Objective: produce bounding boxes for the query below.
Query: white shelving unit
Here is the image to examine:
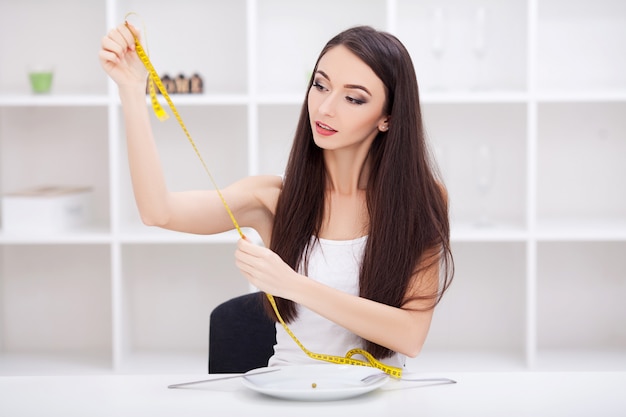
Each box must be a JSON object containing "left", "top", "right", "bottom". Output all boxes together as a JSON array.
[{"left": 1, "top": 0, "right": 624, "bottom": 375}]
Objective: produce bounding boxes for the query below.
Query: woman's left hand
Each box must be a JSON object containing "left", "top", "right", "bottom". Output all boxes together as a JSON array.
[{"left": 234, "top": 238, "right": 302, "bottom": 299}]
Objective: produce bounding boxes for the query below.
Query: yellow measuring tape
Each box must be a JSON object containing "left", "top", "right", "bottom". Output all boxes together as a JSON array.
[{"left": 125, "top": 18, "right": 402, "bottom": 379}]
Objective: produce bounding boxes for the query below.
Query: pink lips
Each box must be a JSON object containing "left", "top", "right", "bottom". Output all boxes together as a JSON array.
[{"left": 315, "top": 121, "right": 337, "bottom": 136}]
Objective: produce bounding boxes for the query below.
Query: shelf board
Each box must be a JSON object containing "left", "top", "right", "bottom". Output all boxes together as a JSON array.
[
  {"left": 0, "top": 225, "right": 112, "bottom": 244},
  {"left": 2, "top": 220, "right": 623, "bottom": 244},
  {"left": 256, "top": 93, "right": 305, "bottom": 105},
  {"left": 535, "top": 218, "right": 626, "bottom": 241},
  {"left": 0, "top": 94, "right": 109, "bottom": 106},
  {"left": 115, "top": 350, "right": 207, "bottom": 375},
  {"left": 4, "top": 91, "right": 622, "bottom": 108},
  {"left": 534, "top": 90, "right": 626, "bottom": 103},
  {"left": 451, "top": 219, "right": 626, "bottom": 242},
  {"left": 451, "top": 222, "right": 528, "bottom": 242},
  {"left": 117, "top": 225, "right": 245, "bottom": 244},
  {"left": 4, "top": 349, "right": 622, "bottom": 375},
  {"left": 0, "top": 352, "right": 112, "bottom": 376},
  {"left": 406, "top": 350, "right": 527, "bottom": 372},
  {"left": 421, "top": 91, "right": 529, "bottom": 104},
  {"left": 534, "top": 349, "right": 626, "bottom": 372},
  {"left": 144, "top": 93, "right": 249, "bottom": 106}
]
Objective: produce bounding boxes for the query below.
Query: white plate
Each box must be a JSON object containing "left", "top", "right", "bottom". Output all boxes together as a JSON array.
[{"left": 241, "top": 364, "right": 389, "bottom": 401}]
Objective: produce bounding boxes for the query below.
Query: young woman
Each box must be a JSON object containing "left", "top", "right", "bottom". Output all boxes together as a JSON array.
[{"left": 99, "top": 24, "right": 453, "bottom": 369}]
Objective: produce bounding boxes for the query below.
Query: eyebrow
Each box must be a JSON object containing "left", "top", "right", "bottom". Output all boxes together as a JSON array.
[{"left": 316, "top": 70, "right": 372, "bottom": 96}]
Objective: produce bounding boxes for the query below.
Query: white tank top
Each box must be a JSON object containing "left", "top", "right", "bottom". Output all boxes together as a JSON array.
[{"left": 267, "top": 235, "right": 406, "bottom": 369}]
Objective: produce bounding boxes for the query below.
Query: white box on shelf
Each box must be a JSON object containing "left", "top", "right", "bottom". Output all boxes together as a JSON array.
[{"left": 1, "top": 186, "right": 93, "bottom": 233}]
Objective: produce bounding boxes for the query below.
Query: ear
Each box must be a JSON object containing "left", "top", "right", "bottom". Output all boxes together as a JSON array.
[{"left": 378, "top": 116, "right": 390, "bottom": 132}]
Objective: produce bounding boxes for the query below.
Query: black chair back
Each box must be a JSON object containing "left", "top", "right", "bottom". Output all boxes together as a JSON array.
[{"left": 209, "top": 292, "right": 276, "bottom": 373}]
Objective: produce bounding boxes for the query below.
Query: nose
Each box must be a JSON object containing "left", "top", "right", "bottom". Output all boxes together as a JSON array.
[{"left": 318, "top": 92, "right": 338, "bottom": 117}]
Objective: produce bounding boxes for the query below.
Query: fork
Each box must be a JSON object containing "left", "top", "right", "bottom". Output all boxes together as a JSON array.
[
  {"left": 361, "top": 373, "right": 389, "bottom": 385},
  {"left": 361, "top": 372, "right": 456, "bottom": 385},
  {"left": 168, "top": 368, "right": 281, "bottom": 389}
]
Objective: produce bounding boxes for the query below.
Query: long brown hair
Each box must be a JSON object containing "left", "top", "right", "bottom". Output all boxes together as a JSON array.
[{"left": 266, "top": 26, "right": 453, "bottom": 359}]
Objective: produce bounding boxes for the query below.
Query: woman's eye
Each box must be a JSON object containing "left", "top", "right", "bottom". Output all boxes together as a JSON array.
[
  {"left": 312, "top": 81, "right": 326, "bottom": 91},
  {"left": 346, "top": 96, "right": 366, "bottom": 105}
]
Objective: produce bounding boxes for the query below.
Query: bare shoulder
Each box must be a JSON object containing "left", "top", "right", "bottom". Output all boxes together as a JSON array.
[
  {"left": 435, "top": 181, "right": 448, "bottom": 204},
  {"left": 224, "top": 175, "right": 282, "bottom": 242},
  {"left": 249, "top": 174, "right": 283, "bottom": 214},
  {"left": 227, "top": 174, "right": 283, "bottom": 215}
]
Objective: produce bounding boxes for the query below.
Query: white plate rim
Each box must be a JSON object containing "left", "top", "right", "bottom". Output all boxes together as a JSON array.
[{"left": 241, "top": 364, "right": 389, "bottom": 401}]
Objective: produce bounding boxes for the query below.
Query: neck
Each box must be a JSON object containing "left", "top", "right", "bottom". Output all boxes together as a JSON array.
[{"left": 324, "top": 147, "right": 371, "bottom": 196}]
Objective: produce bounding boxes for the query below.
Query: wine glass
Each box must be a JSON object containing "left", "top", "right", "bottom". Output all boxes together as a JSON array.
[
  {"left": 433, "top": 145, "right": 447, "bottom": 182},
  {"left": 474, "top": 143, "right": 495, "bottom": 227},
  {"left": 430, "top": 7, "right": 446, "bottom": 91},
  {"left": 472, "top": 7, "right": 488, "bottom": 90}
]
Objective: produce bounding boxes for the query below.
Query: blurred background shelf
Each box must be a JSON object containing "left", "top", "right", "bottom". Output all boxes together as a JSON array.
[{"left": 0, "top": 0, "right": 624, "bottom": 375}]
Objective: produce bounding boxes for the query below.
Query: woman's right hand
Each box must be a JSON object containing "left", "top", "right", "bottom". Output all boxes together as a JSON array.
[{"left": 99, "top": 23, "right": 147, "bottom": 88}]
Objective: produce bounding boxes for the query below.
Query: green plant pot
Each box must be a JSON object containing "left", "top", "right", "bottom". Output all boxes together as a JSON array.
[{"left": 29, "top": 71, "right": 54, "bottom": 94}]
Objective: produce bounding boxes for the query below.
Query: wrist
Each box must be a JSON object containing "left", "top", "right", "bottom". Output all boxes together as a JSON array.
[
  {"left": 117, "top": 82, "right": 148, "bottom": 105},
  {"left": 286, "top": 271, "right": 313, "bottom": 305},
  {"left": 118, "top": 81, "right": 146, "bottom": 95}
]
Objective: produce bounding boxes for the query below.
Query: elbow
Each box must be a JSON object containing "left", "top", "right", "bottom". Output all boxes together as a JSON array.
[
  {"left": 139, "top": 211, "right": 171, "bottom": 228},
  {"left": 398, "top": 326, "right": 429, "bottom": 358},
  {"left": 136, "top": 198, "right": 173, "bottom": 228},
  {"left": 396, "top": 308, "right": 435, "bottom": 358},
  {"left": 140, "top": 216, "right": 159, "bottom": 227},
  {"left": 403, "top": 341, "right": 424, "bottom": 359}
]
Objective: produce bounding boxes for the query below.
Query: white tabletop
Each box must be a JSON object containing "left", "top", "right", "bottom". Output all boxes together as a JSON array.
[{"left": 1, "top": 371, "right": 625, "bottom": 417}]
